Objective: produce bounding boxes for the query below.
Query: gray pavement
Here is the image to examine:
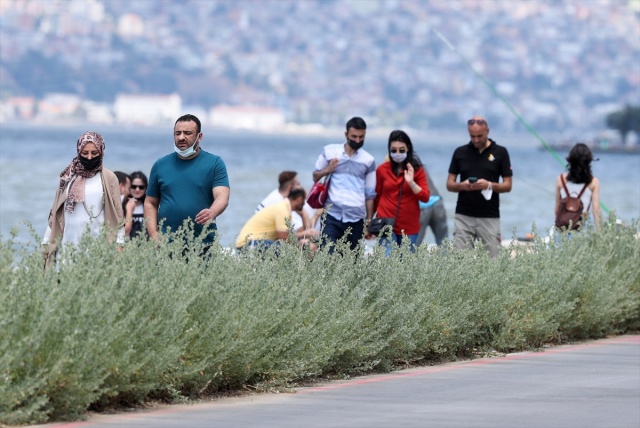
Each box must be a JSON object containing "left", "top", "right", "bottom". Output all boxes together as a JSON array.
[{"left": 39, "top": 335, "right": 640, "bottom": 428}]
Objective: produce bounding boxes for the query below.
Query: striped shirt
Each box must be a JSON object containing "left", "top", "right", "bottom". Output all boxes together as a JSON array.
[{"left": 314, "top": 143, "right": 376, "bottom": 223}]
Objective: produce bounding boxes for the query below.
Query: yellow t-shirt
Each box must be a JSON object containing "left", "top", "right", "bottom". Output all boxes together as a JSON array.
[{"left": 235, "top": 199, "right": 292, "bottom": 248}]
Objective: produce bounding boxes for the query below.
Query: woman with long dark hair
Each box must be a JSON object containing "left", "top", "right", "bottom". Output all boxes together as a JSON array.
[
  {"left": 124, "top": 170, "right": 149, "bottom": 238},
  {"left": 555, "top": 143, "right": 601, "bottom": 230},
  {"left": 373, "top": 130, "right": 430, "bottom": 254}
]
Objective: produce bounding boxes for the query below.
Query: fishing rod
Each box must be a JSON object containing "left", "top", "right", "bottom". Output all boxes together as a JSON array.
[{"left": 433, "top": 28, "right": 613, "bottom": 216}]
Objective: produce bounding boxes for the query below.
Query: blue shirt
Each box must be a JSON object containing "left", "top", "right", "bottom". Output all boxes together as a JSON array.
[
  {"left": 147, "top": 151, "right": 230, "bottom": 243},
  {"left": 314, "top": 143, "right": 376, "bottom": 223}
]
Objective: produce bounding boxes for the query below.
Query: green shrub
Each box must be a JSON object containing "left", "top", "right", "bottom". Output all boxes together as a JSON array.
[{"left": 1, "top": 219, "right": 638, "bottom": 424}]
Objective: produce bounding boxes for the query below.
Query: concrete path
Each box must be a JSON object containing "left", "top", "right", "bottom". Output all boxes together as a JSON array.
[{"left": 38, "top": 335, "right": 640, "bottom": 428}]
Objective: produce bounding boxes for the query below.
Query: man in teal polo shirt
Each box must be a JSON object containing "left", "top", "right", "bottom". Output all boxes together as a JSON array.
[{"left": 145, "top": 114, "right": 230, "bottom": 247}]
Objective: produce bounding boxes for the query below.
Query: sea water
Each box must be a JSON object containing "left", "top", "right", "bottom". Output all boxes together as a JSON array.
[{"left": 1, "top": 123, "right": 639, "bottom": 249}]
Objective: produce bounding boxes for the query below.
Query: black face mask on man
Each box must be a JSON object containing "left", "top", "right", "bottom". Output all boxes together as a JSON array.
[
  {"left": 79, "top": 155, "right": 102, "bottom": 170},
  {"left": 347, "top": 139, "right": 364, "bottom": 151}
]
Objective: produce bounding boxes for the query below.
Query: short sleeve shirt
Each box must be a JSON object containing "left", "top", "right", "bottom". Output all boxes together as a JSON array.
[
  {"left": 448, "top": 140, "right": 512, "bottom": 218},
  {"left": 235, "top": 198, "right": 291, "bottom": 248},
  {"left": 147, "top": 150, "right": 229, "bottom": 243},
  {"left": 256, "top": 188, "right": 304, "bottom": 230}
]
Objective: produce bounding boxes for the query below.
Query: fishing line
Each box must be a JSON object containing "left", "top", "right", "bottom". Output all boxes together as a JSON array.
[
  {"left": 433, "top": 28, "right": 612, "bottom": 216},
  {"left": 517, "top": 176, "right": 556, "bottom": 195}
]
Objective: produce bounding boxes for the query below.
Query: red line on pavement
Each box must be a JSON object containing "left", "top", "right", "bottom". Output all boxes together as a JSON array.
[
  {"left": 40, "top": 335, "right": 640, "bottom": 426},
  {"left": 298, "top": 335, "right": 640, "bottom": 393}
]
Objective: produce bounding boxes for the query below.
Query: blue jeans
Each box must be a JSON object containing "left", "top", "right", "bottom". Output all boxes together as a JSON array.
[
  {"left": 320, "top": 214, "right": 365, "bottom": 254},
  {"left": 379, "top": 232, "right": 419, "bottom": 257}
]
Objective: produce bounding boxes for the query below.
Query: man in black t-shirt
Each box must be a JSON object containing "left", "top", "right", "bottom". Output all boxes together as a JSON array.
[{"left": 446, "top": 116, "right": 513, "bottom": 257}]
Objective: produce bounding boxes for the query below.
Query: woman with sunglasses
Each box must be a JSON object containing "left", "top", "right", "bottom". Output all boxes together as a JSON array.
[
  {"left": 124, "top": 171, "right": 149, "bottom": 239},
  {"left": 372, "top": 130, "right": 430, "bottom": 255},
  {"left": 42, "top": 131, "right": 124, "bottom": 269}
]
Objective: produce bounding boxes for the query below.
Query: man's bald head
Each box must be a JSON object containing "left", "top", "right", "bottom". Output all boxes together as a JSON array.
[{"left": 467, "top": 116, "right": 490, "bottom": 151}]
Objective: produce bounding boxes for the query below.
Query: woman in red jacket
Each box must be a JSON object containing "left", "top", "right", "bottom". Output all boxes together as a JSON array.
[{"left": 373, "top": 130, "right": 430, "bottom": 255}]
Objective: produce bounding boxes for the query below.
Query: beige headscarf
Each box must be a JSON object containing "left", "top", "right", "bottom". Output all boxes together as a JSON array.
[{"left": 58, "top": 131, "right": 105, "bottom": 214}]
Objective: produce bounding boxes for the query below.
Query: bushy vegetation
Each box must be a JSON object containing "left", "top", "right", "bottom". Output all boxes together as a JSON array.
[
  {"left": 1, "top": 219, "right": 639, "bottom": 425},
  {"left": 606, "top": 104, "right": 640, "bottom": 143}
]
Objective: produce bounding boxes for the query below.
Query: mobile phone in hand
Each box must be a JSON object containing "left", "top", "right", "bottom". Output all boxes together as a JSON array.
[{"left": 468, "top": 177, "right": 478, "bottom": 183}]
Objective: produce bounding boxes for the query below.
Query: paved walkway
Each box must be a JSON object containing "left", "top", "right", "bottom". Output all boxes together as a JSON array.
[{"left": 38, "top": 335, "right": 640, "bottom": 428}]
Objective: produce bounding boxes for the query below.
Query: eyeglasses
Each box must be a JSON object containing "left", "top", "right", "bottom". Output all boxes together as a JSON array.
[
  {"left": 390, "top": 149, "right": 407, "bottom": 154},
  {"left": 131, "top": 184, "right": 146, "bottom": 190},
  {"left": 467, "top": 119, "right": 487, "bottom": 126}
]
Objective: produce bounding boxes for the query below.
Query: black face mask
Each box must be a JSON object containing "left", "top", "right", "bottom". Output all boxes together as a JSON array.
[
  {"left": 347, "top": 139, "right": 364, "bottom": 151},
  {"left": 79, "top": 155, "right": 102, "bottom": 171}
]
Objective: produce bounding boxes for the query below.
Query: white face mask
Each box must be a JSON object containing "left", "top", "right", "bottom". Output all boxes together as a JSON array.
[
  {"left": 481, "top": 182, "right": 493, "bottom": 200},
  {"left": 390, "top": 152, "right": 407, "bottom": 163},
  {"left": 174, "top": 137, "right": 199, "bottom": 158}
]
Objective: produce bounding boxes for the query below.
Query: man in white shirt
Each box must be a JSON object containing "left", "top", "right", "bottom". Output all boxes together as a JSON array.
[
  {"left": 256, "top": 171, "right": 300, "bottom": 212},
  {"left": 312, "top": 117, "right": 376, "bottom": 253}
]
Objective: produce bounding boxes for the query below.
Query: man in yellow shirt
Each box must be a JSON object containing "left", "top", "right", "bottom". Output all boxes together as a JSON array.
[{"left": 236, "top": 188, "right": 307, "bottom": 251}]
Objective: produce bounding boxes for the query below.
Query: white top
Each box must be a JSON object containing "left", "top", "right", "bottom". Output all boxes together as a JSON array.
[
  {"left": 43, "top": 174, "right": 125, "bottom": 246},
  {"left": 256, "top": 189, "right": 283, "bottom": 212},
  {"left": 256, "top": 188, "right": 304, "bottom": 231},
  {"left": 562, "top": 180, "right": 593, "bottom": 213},
  {"left": 302, "top": 202, "right": 321, "bottom": 230},
  {"left": 133, "top": 203, "right": 144, "bottom": 216}
]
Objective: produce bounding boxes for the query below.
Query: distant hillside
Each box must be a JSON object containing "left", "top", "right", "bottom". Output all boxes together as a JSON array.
[{"left": 0, "top": 0, "right": 638, "bottom": 132}]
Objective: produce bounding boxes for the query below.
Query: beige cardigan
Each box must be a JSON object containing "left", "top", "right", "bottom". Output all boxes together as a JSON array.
[{"left": 44, "top": 168, "right": 124, "bottom": 267}]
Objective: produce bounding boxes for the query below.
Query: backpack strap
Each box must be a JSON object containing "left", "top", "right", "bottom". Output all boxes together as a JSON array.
[
  {"left": 577, "top": 182, "right": 589, "bottom": 199},
  {"left": 561, "top": 174, "right": 589, "bottom": 199}
]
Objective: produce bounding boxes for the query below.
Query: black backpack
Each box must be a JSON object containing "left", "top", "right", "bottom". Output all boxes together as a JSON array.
[{"left": 555, "top": 174, "right": 589, "bottom": 230}]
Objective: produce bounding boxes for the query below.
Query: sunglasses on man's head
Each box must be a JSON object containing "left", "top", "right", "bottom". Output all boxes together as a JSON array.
[
  {"left": 131, "top": 184, "right": 146, "bottom": 190},
  {"left": 467, "top": 119, "right": 487, "bottom": 126},
  {"left": 390, "top": 149, "right": 407, "bottom": 154}
]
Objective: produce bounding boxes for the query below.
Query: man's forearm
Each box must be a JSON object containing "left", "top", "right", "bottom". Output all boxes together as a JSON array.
[
  {"left": 446, "top": 174, "right": 460, "bottom": 193},
  {"left": 209, "top": 187, "right": 230, "bottom": 220},
  {"left": 299, "top": 209, "right": 311, "bottom": 230},
  {"left": 490, "top": 179, "right": 512, "bottom": 194},
  {"left": 313, "top": 168, "right": 329, "bottom": 183},
  {"left": 144, "top": 201, "right": 159, "bottom": 238},
  {"left": 365, "top": 199, "right": 374, "bottom": 220},
  {"left": 209, "top": 199, "right": 229, "bottom": 220}
]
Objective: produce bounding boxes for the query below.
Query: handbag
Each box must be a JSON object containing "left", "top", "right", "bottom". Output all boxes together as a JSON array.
[
  {"left": 368, "top": 217, "right": 395, "bottom": 234},
  {"left": 368, "top": 180, "right": 404, "bottom": 235},
  {"left": 307, "top": 174, "right": 331, "bottom": 209}
]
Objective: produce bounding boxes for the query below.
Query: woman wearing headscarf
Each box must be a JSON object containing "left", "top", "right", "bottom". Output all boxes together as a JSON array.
[
  {"left": 373, "top": 130, "right": 430, "bottom": 255},
  {"left": 554, "top": 143, "right": 601, "bottom": 231},
  {"left": 42, "top": 131, "right": 124, "bottom": 269}
]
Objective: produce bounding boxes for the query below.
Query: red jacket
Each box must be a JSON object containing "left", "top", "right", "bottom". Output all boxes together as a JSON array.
[{"left": 374, "top": 162, "right": 430, "bottom": 235}]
